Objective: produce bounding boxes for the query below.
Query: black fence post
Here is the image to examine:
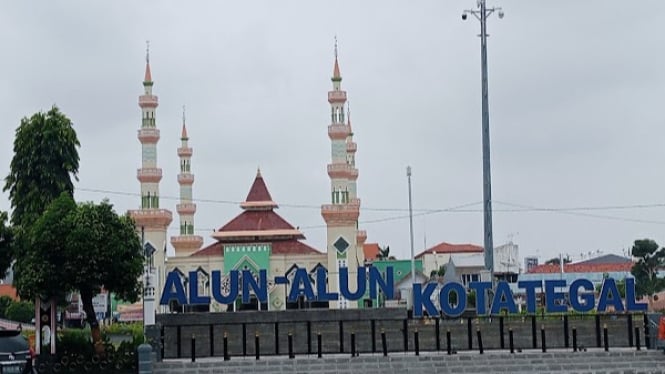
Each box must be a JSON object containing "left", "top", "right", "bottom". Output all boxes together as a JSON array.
[
  {"left": 317, "top": 332, "right": 322, "bottom": 358},
  {"left": 467, "top": 318, "right": 473, "bottom": 350},
  {"left": 288, "top": 332, "right": 294, "bottom": 359},
  {"left": 435, "top": 318, "right": 441, "bottom": 351},
  {"left": 531, "top": 315, "right": 537, "bottom": 349},
  {"left": 403, "top": 319, "right": 409, "bottom": 352},
  {"left": 223, "top": 332, "right": 229, "bottom": 361},
  {"left": 274, "top": 322, "right": 279, "bottom": 355},
  {"left": 209, "top": 325, "right": 214, "bottom": 357},
  {"left": 414, "top": 329, "right": 420, "bottom": 356},
  {"left": 603, "top": 324, "right": 609, "bottom": 352},
  {"left": 509, "top": 328, "right": 514, "bottom": 354},
  {"left": 160, "top": 325, "right": 165, "bottom": 360},
  {"left": 572, "top": 327, "right": 577, "bottom": 352},
  {"left": 499, "top": 316, "right": 505, "bottom": 349},
  {"left": 627, "top": 314, "right": 634, "bottom": 347},
  {"left": 339, "top": 321, "right": 344, "bottom": 353},
  {"left": 242, "top": 323, "right": 247, "bottom": 357},
  {"left": 563, "top": 315, "right": 569, "bottom": 348},
  {"left": 595, "top": 314, "right": 601, "bottom": 348},
  {"left": 381, "top": 328, "right": 388, "bottom": 357},
  {"left": 371, "top": 320, "right": 377, "bottom": 353},
  {"left": 307, "top": 321, "right": 312, "bottom": 355},
  {"left": 351, "top": 332, "right": 357, "bottom": 358},
  {"left": 635, "top": 327, "right": 641, "bottom": 351},
  {"left": 541, "top": 325, "right": 546, "bottom": 353},
  {"left": 191, "top": 334, "right": 196, "bottom": 363},
  {"left": 176, "top": 326, "right": 182, "bottom": 359},
  {"left": 477, "top": 328, "right": 483, "bottom": 354},
  {"left": 446, "top": 329, "right": 452, "bottom": 355},
  {"left": 644, "top": 313, "right": 651, "bottom": 349},
  {"left": 255, "top": 332, "right": 260, "bottom": 360}
]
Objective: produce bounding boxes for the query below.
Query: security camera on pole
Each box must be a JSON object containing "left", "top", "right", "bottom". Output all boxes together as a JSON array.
[{"left": 461, "top": 0, "right": 504, "bottom": 287}]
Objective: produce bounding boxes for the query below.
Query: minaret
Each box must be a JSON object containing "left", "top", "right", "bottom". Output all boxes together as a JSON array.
[
  {"left": 170, "top": 107, "right": 204, "bottom": 256},
  {"left": 128, "top": 44, "right": 173, "bottom": 319},
  {"left": 321, "top": 40, "right": 366, "bottom": 309}
]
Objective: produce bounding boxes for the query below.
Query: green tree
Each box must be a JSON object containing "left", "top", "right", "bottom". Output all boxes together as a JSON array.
[
  {"left": 0, "top": 296, "right": 14, "bottom": 318},
  {"left": 64, "top": 198, "right": 143, "bottom": 352},
  {"left": 0, "top": 211, "right": 13, "bottom": 279},
  {"left": 3, "top": 106, "right": 80, "bottom": 229},
  {"left": 630, "top": 239, "right": 665, "bottom": 310},
  {"left": 5, "top": 300, "right": 34, "bottom": 323}
]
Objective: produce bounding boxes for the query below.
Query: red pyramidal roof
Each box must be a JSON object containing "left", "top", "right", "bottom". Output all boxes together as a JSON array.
[
  {"left": 333, "top": 57, "right": 341, "bottom": 79},
  {"left": 181, "top": 123, "right": 188, "bottom": 139},
  {"left": 241, "top": 169, "right": 277, "bottom": 209}
]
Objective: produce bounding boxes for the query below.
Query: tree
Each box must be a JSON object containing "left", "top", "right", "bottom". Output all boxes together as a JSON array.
[
  {"left": 18, "top": 193, "right": 144, "bottom": 353},
  {"left": 64, "top": 198, "right": 143, "bottom": 352},
  {"left": 630, "top": 239, "right": 665, "bottom": 310},
  {"left": 545, "top": 256, "right": 572, "bottom": 266},
  {"left": 0, "top": 211, "right": 13, "bottom": 279},
  {"left": 378, "top": 246, "right": 390, "bottom": 260},
  {"left": 0, "top": 296, "right": 13, "bottom": 318},
  {"left": 3, "top": 106, "right": 80, "bottom": 229},
  {"left": 6, "top": 301, "right": 35, "bottom": 323}
]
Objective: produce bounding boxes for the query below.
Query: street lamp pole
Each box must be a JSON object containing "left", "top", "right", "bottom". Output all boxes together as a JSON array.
[{"left": 462, "top": 0, "right": 504, "bottom": 283}]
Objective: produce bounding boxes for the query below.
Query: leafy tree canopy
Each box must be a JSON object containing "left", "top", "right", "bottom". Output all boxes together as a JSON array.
[
  {"left": 0, "top": 211, "right": 13, "bottom": 279},
  {"left": 630, "top": 239, "right": 665, "bottom": 300},
  {"left": 3, "top": 106, "right": 80, "bottom": 229},
  {"left": 6, "top": 301, "right": 34, "bottom": 323}
]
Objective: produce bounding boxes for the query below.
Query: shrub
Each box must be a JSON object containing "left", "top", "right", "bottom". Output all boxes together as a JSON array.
[{"left": 6, "top": 301, "right": 34, "bottom": 323}]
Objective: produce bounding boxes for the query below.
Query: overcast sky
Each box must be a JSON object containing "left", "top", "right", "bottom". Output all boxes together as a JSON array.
[{"left": 1, "top": 1, "right": 664, "bottom": 266}]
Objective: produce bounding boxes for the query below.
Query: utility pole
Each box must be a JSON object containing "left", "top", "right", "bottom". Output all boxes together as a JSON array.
[
  {"left": 407, "top": 166, "right": 416, "bottom": 289},
  {"left": 462, "top": 0, "right": 504, "bottom": 283}
]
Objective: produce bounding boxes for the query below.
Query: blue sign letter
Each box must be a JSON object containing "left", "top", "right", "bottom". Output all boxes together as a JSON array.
[
  {"left": 369, "top": 266, "right": 394, "bottom": 300},
  {"left": 413, "top": 283, "right": 437, "bottom": 317},
  {"left": 316, "top": 267, "right": 338, "bottom": 301},
  {"left": 625, "top": 278, "right": 647, "bottom": 312},
  {"left": 189, "top": 271, "right": 211, "bottom": 305},
  {"left": 517, "top": 280, "right": 541, "bottom": 313},
  {"left": 544, "top": 280, "right": 567, "bottom": 313},
  {"left": 491, "top": 281, "right": 518, "bottom": 315},
  {"left": 597, "top": 278, "right": 624, "bottom": 312},
  {"left": 288, "top": 268, "right": 315, "bottom": 302},
  {"left": 469, "top": 282, "right": 492, "bottom": 315},
  {"left": 242, "top": 269, "right": 268, "bottom": 304},
  {"left": 211, "top": 270, "right": 238, "bottom": 304},
  {"left": 440, "top": 282, "right": 466, "bottom": 317},
  {"left": 160, "top": 271, "right": 187, "bottom": 306},
  {"left": 339, "top": 267, "right": 366, "bottom": 301},
  {"left": 568, "top": 279, "right": 594, "bottom": 312}
]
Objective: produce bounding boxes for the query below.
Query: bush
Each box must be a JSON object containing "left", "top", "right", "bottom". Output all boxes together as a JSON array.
[
  {"left": 6, "top": 301, "right": 34, "bottom": 323},
  {"left": 0, "top": 296, "right": 14, "bottom": 318}
]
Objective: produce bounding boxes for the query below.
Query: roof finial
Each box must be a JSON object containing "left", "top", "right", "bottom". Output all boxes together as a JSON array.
[
  {"left": 146, "top": 40, "right": 150, "bottom": 63},
  {"left": 256, "top": 166, "right": 262, "bottom": 178},
  {"left": 182, "top": 105, "right": 186, "bottom": 125},
  {"left": 334, "top": 35, "right": 338, "bottom": 59}
]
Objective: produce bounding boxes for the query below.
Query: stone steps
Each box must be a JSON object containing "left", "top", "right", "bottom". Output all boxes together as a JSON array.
[{"left": 155, "top": 350, "right": 665, "bottom": 374}]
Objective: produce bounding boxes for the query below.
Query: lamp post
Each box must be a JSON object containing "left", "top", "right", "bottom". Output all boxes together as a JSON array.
[
  {"left": 407, "top": 167, "right": 415, "bottom": 289},
  {"left": 462, "top": 0, "right": 504, "bottom": 282}
]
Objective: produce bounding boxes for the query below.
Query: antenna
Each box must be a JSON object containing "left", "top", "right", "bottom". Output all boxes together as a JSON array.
[
  {"left": 146, "top": 40, "right": 150, "bottom": 63},
  {"left": 182, "top": 105, "right": 186, "bottom": 124}
]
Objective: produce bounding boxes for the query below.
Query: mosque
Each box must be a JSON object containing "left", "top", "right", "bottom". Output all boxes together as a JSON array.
[{"left": 127, "top": 45, "right": 368, "bottom": 313}]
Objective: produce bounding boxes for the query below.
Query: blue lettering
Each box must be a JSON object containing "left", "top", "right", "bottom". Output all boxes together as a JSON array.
[
  {"left": 413, "top": 283, "right": 437, "bottom": 317},
  {"left": 288, "top": 268, "right": 315, "bottom": 302},
  {"left": 440, "top": 282, "right": 466, "bottom": 317},
  {"left": 316, "top": 267, "right": 338, "bottom": 301},
  {"left": 211, "top": 270, "right": 238, "bottom": 304},
  {"left": 569, "top": 279, "right": 594, "bottom": 312},
  {"left": 544, "top": 280, "right": 567, "bottom": 313},
  {"left": 625, "top": 278, "right": 647, "bottom": 312},
  {"left": 189, "top": 271, "right": 211, "bottom": 305},
  {"left": 242, "top": 269, "right": 268, "bottom": 303},
  {"left": 469, "top": 282, "right": 492, "bottom": 315},
  {"left": 517, "top": 280, "right": 541, "bottom": 313},
  {"left": 369, "top": 266, "right": 394, "bottom": 300},
  {"left": 490, "top": 281, "right": 517, "bottom": 314},
  {"left": 339, "top": 267, "right": 366, "bottom": 301},
  {"left": 160, "top": 271, "right": 187, "bottom": 305},
  {"left": 597, "top": 278, "right": 624, "bottom": 312}
]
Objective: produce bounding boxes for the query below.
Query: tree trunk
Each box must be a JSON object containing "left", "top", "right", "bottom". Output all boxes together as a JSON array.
[{"left": 79, "top": 288, "right": 104, "bottom": 355}]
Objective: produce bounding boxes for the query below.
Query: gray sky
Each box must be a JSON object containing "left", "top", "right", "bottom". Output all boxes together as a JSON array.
[{"left": 1, "top": 1, "right": 664, "bottom": 265}]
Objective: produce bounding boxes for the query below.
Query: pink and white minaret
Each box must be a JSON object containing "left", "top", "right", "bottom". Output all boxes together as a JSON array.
[
  {"left": 170, "top": 108, "right": 204, "bottom": 257},
  {"left": 321, "top": 41, "right": 366, "bottom": 309},
  {"left": 128, "top": 46, "right": 172, "bottom": 321}
]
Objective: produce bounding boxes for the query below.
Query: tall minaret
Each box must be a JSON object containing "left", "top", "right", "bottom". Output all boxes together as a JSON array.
[
  {"left": 321, "top": 40, "right": 366, "bottom": 309},
  {"left": 128, "top": 44, "right": 172, "bottom": 319},
  {"left": 170, "top": 108, "right": 203, "bottom": 257}
]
